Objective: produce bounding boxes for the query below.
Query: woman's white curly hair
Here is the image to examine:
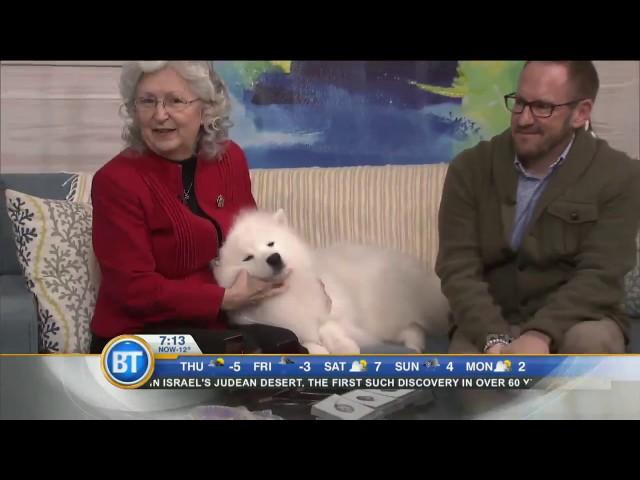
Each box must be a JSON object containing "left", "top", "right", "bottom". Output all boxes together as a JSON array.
[{"left": 119, "top": 61, "right": 232, "bottom": 159}]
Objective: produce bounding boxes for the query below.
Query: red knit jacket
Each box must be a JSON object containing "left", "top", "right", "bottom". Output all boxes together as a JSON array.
[{"left": 90, "top": 141, "right": 256, "bottom": 338}]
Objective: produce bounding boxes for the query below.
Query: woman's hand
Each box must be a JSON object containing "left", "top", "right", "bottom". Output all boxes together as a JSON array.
[{"left": 221, "top": 269, "right": 291, "bottom": 310}]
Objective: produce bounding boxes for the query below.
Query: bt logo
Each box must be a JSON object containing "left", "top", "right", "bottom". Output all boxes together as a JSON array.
[{"left": 101, "top": 336, "right": 155, "bottom": 388}]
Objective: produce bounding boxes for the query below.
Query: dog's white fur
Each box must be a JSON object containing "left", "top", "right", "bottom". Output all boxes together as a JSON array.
[{"left": 213, "top": 209, "right": 449, "bottom": 354}]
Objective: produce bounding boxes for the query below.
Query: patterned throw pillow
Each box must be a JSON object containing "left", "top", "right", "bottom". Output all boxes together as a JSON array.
[
  {"left": 624, "top": 231, "right": 640, "bottom": 318},
  {"left": 5, "top": 189, "right": 96, "bottom": 353}
]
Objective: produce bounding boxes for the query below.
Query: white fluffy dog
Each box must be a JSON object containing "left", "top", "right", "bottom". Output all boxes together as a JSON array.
[{"left": 213, "top": 209, "right": 449, "bottom": 354}]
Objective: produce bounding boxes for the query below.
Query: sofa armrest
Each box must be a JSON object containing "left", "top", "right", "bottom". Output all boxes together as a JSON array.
[{"left": 0, "top": 275, "right": 39, "bottom": 353}]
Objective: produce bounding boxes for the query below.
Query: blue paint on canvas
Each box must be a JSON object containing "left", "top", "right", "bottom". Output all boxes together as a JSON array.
[{"left": 214, "top": 61, "right": 523, "bottom": 168}]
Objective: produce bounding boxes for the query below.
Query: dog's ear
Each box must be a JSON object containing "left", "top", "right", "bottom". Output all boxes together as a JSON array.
[{"left": 274, "top": 208, "right": 288, "bottom": 226}]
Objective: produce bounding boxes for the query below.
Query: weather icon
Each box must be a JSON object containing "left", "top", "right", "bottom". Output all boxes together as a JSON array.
[
  {"left": 349, "top": 360, "right": 368, "bottom": 372},
  {"left": 494, "top": 360, "right": 512, "bottom": 372},
  {"left": 424, "top": 358, "right": 440, "bottom": 368}
]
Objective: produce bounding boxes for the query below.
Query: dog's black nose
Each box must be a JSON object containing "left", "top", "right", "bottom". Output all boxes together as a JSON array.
[{"left": 266, "top": 252, "right": 284, "bottom": 270}]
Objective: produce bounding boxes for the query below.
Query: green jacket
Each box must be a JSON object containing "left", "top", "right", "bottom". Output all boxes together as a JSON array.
[{"left": 436, "top": 128, "right": 640, "bottom": 352}]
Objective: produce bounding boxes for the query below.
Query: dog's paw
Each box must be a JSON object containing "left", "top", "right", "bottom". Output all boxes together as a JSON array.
[
  {"left": 318, "top": 322, "right": 361, "bottom": 355},
  {"left": 302, "top": 342, "right": 330, "bottom": 355}
]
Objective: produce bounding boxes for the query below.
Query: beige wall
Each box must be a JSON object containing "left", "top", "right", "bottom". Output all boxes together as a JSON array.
[
  {"left": 1, "top": 61, "right": 638, "bottom": 173},
  {"left": 593, "top": 61, "right": 640, "bottom": 160},
  {"left": 1, "top": 63, "right": 122, "bottom": 173}
]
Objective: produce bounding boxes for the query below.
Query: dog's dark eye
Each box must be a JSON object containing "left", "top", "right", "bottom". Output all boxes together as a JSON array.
[
  {"left": 243, "top": 255, "right": 254, "bottom": 262},
  {"left": 267, "top": 242, "right": 275, "bottom": 247}
]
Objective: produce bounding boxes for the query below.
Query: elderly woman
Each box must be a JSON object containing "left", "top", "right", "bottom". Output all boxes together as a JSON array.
[{"left": 89, "top": 61, "right": 297, "bottom": 354}]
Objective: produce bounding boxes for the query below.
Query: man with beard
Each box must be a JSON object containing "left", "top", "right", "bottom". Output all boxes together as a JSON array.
[{"left": 436, "top": 61, "right": 640, "bottom": 355}]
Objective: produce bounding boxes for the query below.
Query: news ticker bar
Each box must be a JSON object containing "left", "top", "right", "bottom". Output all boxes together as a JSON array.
[
  {"left": 100, "top": 335, "right": 639, "bottom": 390},
  {"left": 140, "top": 376, "right": 537, "bottom": 390},
  {"left": 150, "top": 355, "right": 589, "bottom": 379}
]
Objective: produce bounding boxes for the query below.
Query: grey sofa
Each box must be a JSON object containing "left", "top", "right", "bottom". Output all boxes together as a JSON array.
[{"left": 1, "top": 172, "right": 639, "bottom": 354}]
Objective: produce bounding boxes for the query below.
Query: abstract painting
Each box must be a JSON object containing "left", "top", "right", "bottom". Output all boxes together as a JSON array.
[{"left": 214, "top": 61, "right": 524, "bottom": 168}]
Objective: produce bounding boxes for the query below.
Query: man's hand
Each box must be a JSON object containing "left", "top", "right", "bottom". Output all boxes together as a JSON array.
[
  {"left": 222, "top": 269, "right": 291, "bottom": 310},
  {"left": 501, "top": 330, "right": 551, "bottom": 354},
  {"left": 485, "top": 343, "right": 505, "bottom": 354}
]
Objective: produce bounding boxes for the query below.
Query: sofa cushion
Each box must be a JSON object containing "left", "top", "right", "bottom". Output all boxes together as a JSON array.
[
  {"left": 0, "top": 275, "right": 39, "bottom": 353},
  {"left": 250, "top": 164, "right": 450, "bottom": 270},
  {"left": 4, "top": 189, "right": 96, "bottom": 353},
  {"left": 0, "top": 173, "right": 74, "bottom": 275}
]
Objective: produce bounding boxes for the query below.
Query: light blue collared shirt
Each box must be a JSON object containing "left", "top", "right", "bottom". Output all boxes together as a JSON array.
[{"left": 510, "top": 136, "right": 575, "bottom": 250}]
